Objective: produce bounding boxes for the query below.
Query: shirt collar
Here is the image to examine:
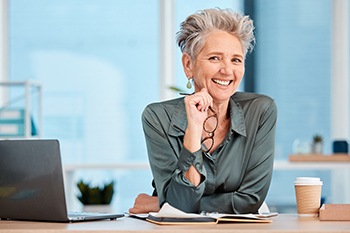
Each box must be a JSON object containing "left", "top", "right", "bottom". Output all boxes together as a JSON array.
[
  {"left": 168, "top": 96, "right": 247, "bottom": 137},
  {"left": 229, "top": 96, "right": 247, "bottom": 137}
]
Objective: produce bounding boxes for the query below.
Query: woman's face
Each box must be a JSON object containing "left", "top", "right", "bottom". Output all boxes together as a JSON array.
[{"left": 184, "top": 30, "right": 245, "bottom": 103}]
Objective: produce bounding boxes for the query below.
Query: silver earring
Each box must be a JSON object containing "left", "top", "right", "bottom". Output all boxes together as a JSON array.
[{"left": 186, "top": 78, "right": 193, "bottom": 89}]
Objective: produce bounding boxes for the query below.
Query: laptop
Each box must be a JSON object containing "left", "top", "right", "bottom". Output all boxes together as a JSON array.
[{"left": 0, "top": 139, "right": 125, "bottom": 222}]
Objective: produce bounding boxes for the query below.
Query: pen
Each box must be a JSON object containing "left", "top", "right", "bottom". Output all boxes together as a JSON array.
[{"left": 179, "top": 92, "right": 194, "bottom": 96}]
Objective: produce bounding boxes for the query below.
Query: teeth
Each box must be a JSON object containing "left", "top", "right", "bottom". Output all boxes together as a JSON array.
[{"left": 213, "top": 79, "right": 230, "bottom": 86}]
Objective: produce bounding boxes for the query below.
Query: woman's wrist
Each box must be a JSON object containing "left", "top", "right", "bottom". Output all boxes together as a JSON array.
[{"left": 184, "top": 127, "right": 202, "bottom": 153}]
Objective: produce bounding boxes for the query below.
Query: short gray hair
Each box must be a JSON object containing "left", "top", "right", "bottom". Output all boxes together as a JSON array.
[{"left": 176, "top": 8, "right": 255, "bottom": 60}]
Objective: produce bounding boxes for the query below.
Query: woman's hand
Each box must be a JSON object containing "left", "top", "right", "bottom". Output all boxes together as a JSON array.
[
  {"left": 183, "top": 88, "right": 212, "bottom": 187},
  {"left": 183, "top": 88, "right": 213, "bottom": 153},
  {"left": 128, "top": 193, "right": 160, "bottom": 214},
  {"left": 185, "top": 88, "right": 213, "bottom": 113}
]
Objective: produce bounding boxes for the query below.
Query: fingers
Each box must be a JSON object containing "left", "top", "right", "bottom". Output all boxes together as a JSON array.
[
  {"left": 128, "top": 204, "right": 144, "bottom": 214},
  {"left": 185, "top": 88, "right": 212, "bottom": 112},
  {"left": 129, "top": 193, "right": 160, "bottom": 214}
]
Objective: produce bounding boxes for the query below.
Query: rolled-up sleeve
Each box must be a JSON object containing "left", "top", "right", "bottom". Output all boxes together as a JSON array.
[{"left": 142, "top": 104, "right": 206, "bottom": 212}]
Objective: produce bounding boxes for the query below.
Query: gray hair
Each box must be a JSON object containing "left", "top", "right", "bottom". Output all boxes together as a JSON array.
[{"left": 176, "top": 8, "right": 255, "bottom": 60}]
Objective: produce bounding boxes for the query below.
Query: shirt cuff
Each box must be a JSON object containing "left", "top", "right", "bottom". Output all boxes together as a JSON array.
[{"left": 177, "top": 147, "right": 203, "bottom": 173}]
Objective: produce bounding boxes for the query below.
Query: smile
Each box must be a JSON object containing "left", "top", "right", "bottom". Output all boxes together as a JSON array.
[{"left": 212, "top": 79, "right": 232, "bottom": 86}]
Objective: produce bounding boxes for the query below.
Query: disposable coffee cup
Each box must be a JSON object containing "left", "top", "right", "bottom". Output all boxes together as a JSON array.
[{"left": 294, "top": 177, "right": 323, "bottom": 217}]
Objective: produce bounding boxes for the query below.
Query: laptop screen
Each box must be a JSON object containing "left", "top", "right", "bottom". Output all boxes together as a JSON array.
[{"left": 0, "top": 139, "right": 70, "bottom": 222}]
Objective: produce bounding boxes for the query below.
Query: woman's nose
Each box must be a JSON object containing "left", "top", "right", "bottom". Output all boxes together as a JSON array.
[{"left": 219, "top": 62, "right": 234, "bottom": 75}]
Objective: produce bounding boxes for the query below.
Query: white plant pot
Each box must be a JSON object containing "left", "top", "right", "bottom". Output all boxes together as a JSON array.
[{"left": 312, "top": 142, "right": 323, "bottom": 154}]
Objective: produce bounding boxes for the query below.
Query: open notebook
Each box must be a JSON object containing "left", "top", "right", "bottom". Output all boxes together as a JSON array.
[
  {"left": 0, "top": 139, "right": 125, "bottom": 222},
  {"left": 131, "top": 203, "right": 277, "bottom": 225}
]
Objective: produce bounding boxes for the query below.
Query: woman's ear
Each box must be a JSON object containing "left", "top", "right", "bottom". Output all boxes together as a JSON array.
[{"left": 182, "top": 53, "right": 193, "bottom": 77}]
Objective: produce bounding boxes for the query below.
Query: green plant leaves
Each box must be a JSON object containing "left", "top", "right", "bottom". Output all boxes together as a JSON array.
[{"left": 76, "top": 180, "right": 115, "bottom": 205}]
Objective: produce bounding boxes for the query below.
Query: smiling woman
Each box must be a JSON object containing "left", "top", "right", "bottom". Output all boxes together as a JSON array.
[
  {"left": 129, "top": 8, "right": 277, "bottom": 215},
  {"left": 182, "top": 30, "right": 245, "bottom": 104}
]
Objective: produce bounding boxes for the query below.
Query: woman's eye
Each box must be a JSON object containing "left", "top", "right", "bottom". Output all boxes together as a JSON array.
[
  {"left": 209, "top": 56, "right": 219, "bottom": 61},
  {"left": 232, "top": 58, "right": 242, "bottom": 63}
]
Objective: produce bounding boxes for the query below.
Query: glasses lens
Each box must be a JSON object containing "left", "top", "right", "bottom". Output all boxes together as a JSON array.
[
  {"left": 203, "top": 114, "right": 218, "bottom": 134},
  {"left": 201, "top": 107, "right": 218, "bottom": 153},
  {"left": 201, "top": 137, "right": 214, "bottom": 153}
]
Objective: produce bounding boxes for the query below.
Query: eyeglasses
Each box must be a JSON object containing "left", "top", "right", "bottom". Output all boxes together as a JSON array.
[{"left": 201, "top": 106, "right": 218, "bottom": 153}]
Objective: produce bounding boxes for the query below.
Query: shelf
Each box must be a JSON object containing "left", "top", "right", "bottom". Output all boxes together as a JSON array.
[
  {"left": 288, "top": 154, "right": 350, "bottom": 162},
  {"left": 0, "top": 80, "right": 42, "bottom": 138}
]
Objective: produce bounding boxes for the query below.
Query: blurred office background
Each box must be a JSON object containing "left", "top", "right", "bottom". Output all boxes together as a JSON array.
[{"left": 0, "top": 0, "right": 349, "bottom": 213}]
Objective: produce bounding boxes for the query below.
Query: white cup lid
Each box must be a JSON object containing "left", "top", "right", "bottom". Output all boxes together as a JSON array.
[{"left": 294, "top": 177, "right": 323, "bottom": 185}]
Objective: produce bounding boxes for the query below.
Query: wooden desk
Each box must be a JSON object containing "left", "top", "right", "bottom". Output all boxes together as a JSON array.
[{"left": 0, "top": 215, "right": 349, "bottom": 233}]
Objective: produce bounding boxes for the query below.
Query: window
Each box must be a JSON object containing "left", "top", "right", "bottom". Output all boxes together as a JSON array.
[
  {"left": 9, "top": 0, "right": 159, "bottom": 211},
  {"left": 253, "top": 0, "right": 332, "bottom": 210}
]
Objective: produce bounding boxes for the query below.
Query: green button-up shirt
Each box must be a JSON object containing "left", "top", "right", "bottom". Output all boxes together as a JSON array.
[{"left": 142, "top": 92, "right": 277, "bottom": 214}]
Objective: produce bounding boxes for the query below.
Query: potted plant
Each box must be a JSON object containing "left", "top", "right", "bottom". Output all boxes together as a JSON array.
[
  {"left": 312, "top": 134, "right": 323, "bottom": 154},
  {"left": 76, "top": 179, "right": 115, "bottom": 213}
]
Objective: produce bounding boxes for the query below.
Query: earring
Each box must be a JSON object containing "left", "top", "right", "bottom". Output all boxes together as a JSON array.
[{"left": 186, "top": 78, "right": 193, "bottom": 89}]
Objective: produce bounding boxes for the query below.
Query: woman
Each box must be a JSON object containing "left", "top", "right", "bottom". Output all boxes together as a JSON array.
[{"left": 129, "top": 8, "right": 277, "bottom": 214}]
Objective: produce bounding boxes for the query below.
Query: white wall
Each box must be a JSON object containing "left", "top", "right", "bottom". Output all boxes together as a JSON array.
[
  {"left": 331, "top": 0, "right": 349, "bottom": 141},
  {"left": 331, "top": 0, "right": 350, "bottom": 204}
]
